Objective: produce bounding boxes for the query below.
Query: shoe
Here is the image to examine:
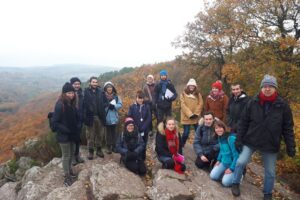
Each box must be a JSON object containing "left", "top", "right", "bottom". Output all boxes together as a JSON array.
[
  {"left": 231, "top": 183, "right": 240, "bottom": 197},
  {"left": 88, "top": 149, "right": 94, "bottom": 160},
  {"left": 75, "top": 155, "right": 84, "bottom": 163},
  {"left": 263, "top": 194, "right": 272, "bottom": 200},
  {"left": 69, "top": 169, "right": 78, "bottom": 179},
  {"left": 148, "top": 131, "right": 153, "bottom": 137},
  {"left": 72, "top": 157, "right": 78, "bottom": 166},
  {"left": 64, "top": 175, "right": 75, "bottom": 187},
  {"left": 106, "top": 146, "right": 112, "bottom": 154},
  {"left": 96, "top": 148, "right": 104, "bottom": 158}
]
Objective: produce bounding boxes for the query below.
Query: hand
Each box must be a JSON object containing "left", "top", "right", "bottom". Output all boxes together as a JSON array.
[
  {"left": 200, "top": 155, "right": 209, "bottom": 162},
  {"left": 189, "top": 114, "right": 198, "bottom": 119},
  {"left": 214, "top": 161, "right": 220, "bottom": 167},
  {"left": 109, "top": 104, "right": 115, "bottom": 110},
  {"left": 225, "top": 168, "right": 232, "bottom": 174}
]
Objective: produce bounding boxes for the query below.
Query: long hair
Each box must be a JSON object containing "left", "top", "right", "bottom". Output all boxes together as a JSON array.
[
  {"left": 59, "top": 92, "right": 77, "bottom": 107},
  {"left": 184, "top": 87, "right": 200, "bottom": 98},
  {"left": 214, "top": 120, "right": 230, "bottom": 138}
]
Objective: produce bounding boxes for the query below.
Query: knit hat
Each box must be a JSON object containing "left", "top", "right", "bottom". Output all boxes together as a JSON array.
[
  {"left": 260, "top": 74, "right": 278, "bottom": 88},
  {"left": 104, "top": 81, "right": 114, "bottom": 89},
  {"left": 211, "top": 80, "right": 222, "bottom": 90},
  {"left": 147, "top": 74, "right": 154, "bottom": 80},
  {"left": 70, "top": 77, "right": 81, "bottom": 85},
  {"left": 186, "top": 78, "right": 197, "bottom": 87},
  {"left": 160, "top": 70, "right": 168, "bottom": 76},
  {"left": 124, "top": 117, "right": 135, "bottom": 127},
  {"left": 62, "top": 82, "right": 75, "bottom": 93}
]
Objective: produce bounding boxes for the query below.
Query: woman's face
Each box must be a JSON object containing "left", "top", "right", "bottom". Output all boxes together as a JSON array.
[
  {"left": 166, "top": 119, "right": 175, "bottom": 131},
  {"left": 212, "top": 87, "right": 219, "bottom": 95},
  {"left": 106, "top": 86, "right": 113, "bottom": 94},
  {"left": 188, "top": 85, "right": 196, "bottom": 91},
  {"left": 215, "top": 126, "right": 225, "bottom": 136},
  {"left": 126, "top": 124, "right": 134, "bottom": 132},
  {"left": 136, "top": 97, "right": 144, "bottom": 105},
  {"left": 65, "top": 91, "right": 75, "bottom": 100}
]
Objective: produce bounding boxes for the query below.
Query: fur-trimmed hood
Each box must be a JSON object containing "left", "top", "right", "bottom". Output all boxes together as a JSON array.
[
  {"left": 157, "top": 122, "right": 179, "bottom": 136},
  {"left": 198, "top": 117, "right": 220, "bottom": 126}
]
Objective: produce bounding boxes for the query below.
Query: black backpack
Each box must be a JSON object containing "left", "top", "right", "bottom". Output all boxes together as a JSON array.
[{"left": 47, "top": 112, "right": 56, "bottom": 132}]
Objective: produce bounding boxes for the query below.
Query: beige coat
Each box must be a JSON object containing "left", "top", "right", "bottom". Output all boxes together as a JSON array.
[{"left": 180, "top": 91, "right": 203, "bottom": 125}]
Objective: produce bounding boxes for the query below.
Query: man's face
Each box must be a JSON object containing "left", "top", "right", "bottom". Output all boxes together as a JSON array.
[
  {"left": 261, "top": 85, "right": 276, "bottom": 97},
  {"left": 72, "top": 81, "right": 81, "bottom": 91},
  {"left": 231, "top": 85, "right": 242, "bottom": 97},
  {"left": 160, "top": 75, "right": 167, "bottom": 80},
  {"left": 90, "top": 79, "right": 98, "bottom": 89},
  {"left": 204, "top": 114, "right": 214, "bottom": 127}
]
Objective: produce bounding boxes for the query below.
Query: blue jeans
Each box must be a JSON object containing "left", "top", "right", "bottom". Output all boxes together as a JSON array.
[
  {"left": 210, "top": 163, "right": 234, "bottom": 187},
  {"left": 182, "top": 124, "right": 198, "bottom": 146},
  {"left": 232, "top": 145, "right": 277, "bottom": 194}
]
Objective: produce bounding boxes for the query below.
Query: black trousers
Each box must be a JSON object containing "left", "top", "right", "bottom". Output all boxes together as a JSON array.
[
  {"left": 195, "top": 150, "right": 219, "bottom": 170},
  {"left": 124, "top": 160, "right": 146, "bottom": 175}
]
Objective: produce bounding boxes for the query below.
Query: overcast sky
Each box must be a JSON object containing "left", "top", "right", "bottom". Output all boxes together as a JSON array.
[{"left": 0, "top": 0, "right": 203, "bottom": 68}]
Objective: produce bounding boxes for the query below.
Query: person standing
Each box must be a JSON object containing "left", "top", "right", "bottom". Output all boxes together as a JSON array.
[
  {"left": 143, "top": 74, "right": 156, "bottom": 136},
  {"left": 70, "top": 77, "right": 85, "bottom": 165},
  {"left": 154, "top": 70, "right": 177, "bottom": 123},
  {"left": 226, "top": 83, "right": 250, "bottom": 133},
  {"left": 103, "top": 81, "right": 122, "bottom": 154},
  {"left": 231, "top": 75, "right": 296, "bottom": 200},
  {"left": 52, "top": 82, "right": 80, "bottom": 186},
  {"left": 180, "top": 78, "right": 203, "bottom": 147},
  {"left": 205, "top": 80, "right": 229, "bottom": 122},
  {"left": 128, "top": 90, "right": 152, "bottom": 160},
  {"left": 83, "top": 77, "right": 106, "bottom": 160}
]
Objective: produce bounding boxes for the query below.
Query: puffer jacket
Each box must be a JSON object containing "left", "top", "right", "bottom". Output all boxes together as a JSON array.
[
  {"left": 155, "top": 122, "right": 183, "bottom": 158},
  {"left": 180, "top": 91, "right": 203, "bottom": 125},
  {"left": 238, "top": 95, "right": 295, "bottom": 154}
]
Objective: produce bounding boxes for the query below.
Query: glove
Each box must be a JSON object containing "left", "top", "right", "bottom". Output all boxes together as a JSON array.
[
  {"left": 189, "top": 114, "right": 198, "bottom": 119},
  {"left": 126, "top": 151, "right": 138, "bottom": 161},
  {"left": 109, "top": 104, "right": 115, "bottom": 110},
  {"left": 235, "top": 139, "right": 243, "bottom": 153},
  {"left": 287, "top": 149, "right": 296, "bottom": 157}
]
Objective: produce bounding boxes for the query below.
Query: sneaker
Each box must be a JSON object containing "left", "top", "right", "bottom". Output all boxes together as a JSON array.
[
  {"left": 231, "top": 183, "right": 240, "bottom": 197},
  {"left": 64, "top": 175, "right": 74, "bottom": 187},
  {"left": 263, "top": 194, "right": 272, "bottom": 200},
  {"left": 96, "top": 148, "right": 104, "bottom": 158},
  {"left": 75, "top": 155, "right": 84, "bottom": 163}
]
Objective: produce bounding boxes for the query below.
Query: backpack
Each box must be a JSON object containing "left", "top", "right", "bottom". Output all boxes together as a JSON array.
[{"left": 47, "top": 112, "right": 56, "bottom": 132}]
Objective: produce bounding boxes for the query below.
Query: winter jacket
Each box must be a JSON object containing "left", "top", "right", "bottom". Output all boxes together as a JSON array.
[
  {"left": 128, "top": 103, "right": 152, "bottom": 132},
  {"left": 193, "top": 118, "right": 219, "bottom": 157},
  {"left": 83, "top": 87, "right": 105, "bottom": 126},
  {"left": 154, "top": 80, "right": 177, "bottom": 111},
  {"left": 180, "top": 91, "right": 203, "bottom": 125},
  {"left": 103, "top": 94, "right": 122, "bottom": 125},
  {"left": 143, "top": 83, "right": 156, "bottom": 105},
  {"left": 116, "top": 130, "right": 145, "bottom": 162},
  {"left": 226, "top": 92, "right": 250, "bottom": 131},
  {"left": 205, "top": 94, "right": 229, "bottom": 122},
  {"left": 76, "top": 88, "right": 84, "bottom": 126},
  {"left": 155, "top": 122, "right": 183, "bottom": 158},
  {"left": 53, "top": 100, "right": 81, "bottom": 143},
  {"left": 237, "top": 95, "right": 295, "bottom": 154},
  {"left": 217, "top": 133, "right": 239, "bottom": 171}
]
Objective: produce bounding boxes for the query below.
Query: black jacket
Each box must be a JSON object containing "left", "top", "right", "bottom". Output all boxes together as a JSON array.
[
  {"left": 226, "top": 92, "right": 250, "bottom": 131},
  {"left": 76, "top": 88, "right": 84, "bottom": 126},
  {"left": 154, "top": 80, "right": 177, "bottom": 110},
  {"left": 155, "top": 122, "right": 183, "bottom": 158},
  {"left": 83, "top": 87, "right": 105, "bottom": 126},
  {"left": 237, "top": 95, "right": 295, "bottom": 154},
  {"left": 53, "top": 100, "right": 81, "bottom": 143}
]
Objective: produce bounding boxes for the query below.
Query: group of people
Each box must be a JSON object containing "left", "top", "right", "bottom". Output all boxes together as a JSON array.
[{"left": 51, "top": 70, "right": 296, "bottom": 200}]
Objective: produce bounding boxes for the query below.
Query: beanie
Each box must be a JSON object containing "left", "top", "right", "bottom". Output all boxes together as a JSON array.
[
  {"left": 104, "top": 81, "right": 114, "bottom": 89},
  {"left": 260, "top": 74, "right": 278, "bottom": 88},
  {"left": 186, "top": 78, "right": 197, "bottom": 87},
  {"left": 160, "top": 70, "right": 168, "bottom": 76},
  {"left": 124, "top": 117, "right": 135, "bottom": 127},
  {"left": 70, "top": 77, "right": 81, "bottom": 85},
  {"left": 62, "top": 82, "right": 75, "bottom": 93},
  {"left": 211, "top": 81, "right": 222, "bottom": 90},
  {"left": 147, "top": 74, "right": 154, "bottom": 80}
]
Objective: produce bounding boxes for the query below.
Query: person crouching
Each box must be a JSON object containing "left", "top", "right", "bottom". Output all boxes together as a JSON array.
[{"left": 116, "top": 117, "right": 146, "bottom": 175}]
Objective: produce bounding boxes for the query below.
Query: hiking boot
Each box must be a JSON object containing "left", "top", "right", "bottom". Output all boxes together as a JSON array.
[
  {"left": 263, "top": 194, "right": 272, "bottom": 200},
  {"left": 88, "top": 149, "right": 94, "bottom": 160},
  {"left": 231, "top": 183, "right": 240, "bottom": 197},
  {"left": 64, "top": 175, "right": 75, "bottom": 187},
  {"left": 69, "top": 169, "right": 78, "bottom": 179},
  {"left": 96, "top": 147, "right": 104, "bottom": 158},
  {"left": 75, "top": 155, "right": 85, "bottom": 163},
  {"left": 72, "top": 157, "right": 78, "bottom": 166}
]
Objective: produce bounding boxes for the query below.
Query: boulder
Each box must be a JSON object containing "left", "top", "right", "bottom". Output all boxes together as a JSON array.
[{"left": 0, "top": 182, "right": 18, "bottom": 200}]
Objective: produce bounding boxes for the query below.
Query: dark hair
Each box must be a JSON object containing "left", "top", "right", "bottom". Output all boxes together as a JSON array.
[
  {"left": 89, "top": 76, "right": 98, "bottom": 83},
  {"left": 214, "top": 120, "right": 230, "bottom": 138},
  {"left": 184, "top": 87, "right": 200, "bottom": 97},
  {"left": 59, "top": 93, "right": 77, "bottom": 107},
  {"left": 203, "top": 111, "right": 215, "bottom": 118},
  {"left": 231, "top": 83, "right": 242, "bottom": 89},
  {"left": 136, "top": 90, "right": 145, "bottom": 99}
]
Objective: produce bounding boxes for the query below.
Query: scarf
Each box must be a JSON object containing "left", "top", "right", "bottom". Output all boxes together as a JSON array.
[
  {"left": 160, "top": 79, "right": 169, "bottom": 94},
  {"left": 105, "top": 92, "right": 114, "bottom": 101},
  {"left": 209, "top": 90, "right": 225, "bottom": 101},
  {"left": 259, "top": 91, "right": 278, "bottom": 106},
  {"left": 165, "top": 128, "right": 179, "bottom": 155},
  {"left": 124, "top": 129, "right": 139, "bottom": 151}
]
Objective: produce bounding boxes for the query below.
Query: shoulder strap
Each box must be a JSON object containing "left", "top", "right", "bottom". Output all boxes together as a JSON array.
[{"left": 146, "top": 85, "right": 153, "bottom": 101}]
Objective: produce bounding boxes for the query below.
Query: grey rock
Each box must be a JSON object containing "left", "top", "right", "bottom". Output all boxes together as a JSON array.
[
  {"left": 45, "top": 181, "right": 87, "bottom": 200},
  {"left": 17, "top": 157, "right": 33, "bottom": 170},
  {"left": 0, "top": 182, "right": 18, "bottom": 200}
]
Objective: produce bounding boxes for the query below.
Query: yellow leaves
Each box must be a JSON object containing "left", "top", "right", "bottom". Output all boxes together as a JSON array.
[
  {"left": 221, "top": 63, "right": 241, "bottom": 83},
  {"left": 278, "top": 37, "right": 299, "bottom": 51}
]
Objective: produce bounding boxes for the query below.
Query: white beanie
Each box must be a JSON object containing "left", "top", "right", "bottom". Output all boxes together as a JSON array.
[
  {"left": 147, "top": 74, "right": 154, "bottom": 79},
  {"left": 186, "top": 78, "right": 197, "bottom": 87},
  {"left": 104, "top": 81, "right": 114, "bottom": 88}
]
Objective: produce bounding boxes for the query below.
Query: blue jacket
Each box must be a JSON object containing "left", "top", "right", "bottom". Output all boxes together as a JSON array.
[
  {"left": 193, "top": 125, "right": 219, "bottom": 156},
  {"left": 128, "top": 103, "right": 151, "bottom": 132},
  {"left": 104, "top": 95, "right": 122, "bottom": 125},
  {"left": 154, "top": 80, "right": 177, "bottom": 110},
  {"left": 217, "top": 133, "right": 239, "bottom": 171}
]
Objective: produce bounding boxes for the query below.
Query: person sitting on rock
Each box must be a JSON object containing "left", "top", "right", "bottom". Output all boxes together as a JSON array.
[
  {"left": 193, "top": 111, "right": 219, "bottom": 170},
  {"left": 210, "top": 120, "right": 239, "bottom": 187},
  {"left": 155, "top": 117, "right": 186, "bottom": 174},
  {"left": 116, "top": 117, "right": 146, "bottom": 176}
]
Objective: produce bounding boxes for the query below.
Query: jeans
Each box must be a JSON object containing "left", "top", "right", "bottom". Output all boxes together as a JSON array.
[
  {"left": 210, "top": 163, "right": 234, "bottom": 187},
  {"left": 182, "top": 124, "right": 198, "bottom": 146},
  {"left": 232, "top": 145, "right": 277, "bottom": 194}
]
